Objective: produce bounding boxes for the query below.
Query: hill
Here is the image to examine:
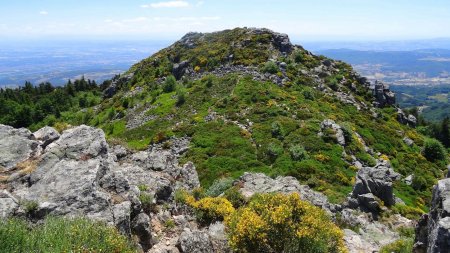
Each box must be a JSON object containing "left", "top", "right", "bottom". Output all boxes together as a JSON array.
[{"left": 1, "top": 27, "right": 449, "bottom": 252}]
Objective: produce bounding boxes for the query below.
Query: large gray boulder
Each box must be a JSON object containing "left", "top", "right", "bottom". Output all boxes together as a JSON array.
[
  {"left": 172, "top": 61, "right": 190, "bottom": 80},
  {"left": 319, "top": 119, "right": 346, "bottom": 146},
  {"left": 0, "top": 124, "right": 40, "bottom": 171},
  {"left": 414, "top": 178, "right": 450, "bottom": 253},
  {"left": 350, "top": 161, "right": 401, "bottom": 208},
  {"left": 0, "top": 190, "right": 20, "bottom": 218},
  {"left": 177, "top": 228, "right": 214, "bottom": 253},
  {"left": 22, "top": 126, "right": 130, "bottom": 223},
  {"left": 237, "top": 172, "right": 340, "bottom": 213},
  {"left": 33, "top": 126, "right": 60, "bottom": 148}
]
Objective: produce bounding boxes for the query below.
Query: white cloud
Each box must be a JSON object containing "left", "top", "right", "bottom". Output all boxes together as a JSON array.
[
  {"left": 141, "top": 1, "right": 189, "bottom": 8},
  {"left": 196, "top": 1, "right": 204, "bottom": 7},
  {"left": 39, "top": 11, "right": 48, "bottom": 15}
]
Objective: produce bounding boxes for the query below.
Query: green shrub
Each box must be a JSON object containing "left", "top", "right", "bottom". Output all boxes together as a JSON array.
[
  {"left": 23, "top": 200, "right": 38, "bottom": 215},
  {"left": 163, "top": 75, "right": 177, "bottom": 93},
  {"left": 224, "top": 186, "right": 246, "bottom": 208},
  {"left": 0, "top": 217, "right": 136, "bottom": 253},
  {"left": 176, "top": 88, "right": 186, "bottom": 106},
  {"left": 289, "top": 144, "right": 309, "bottom": 161},
  {"left": 164, "top": 219, "right": 175, "bottom": 230},
  {"left": 267, "top": 142, "right": 283, "bottom": 160},
  {"left": 302, "top": 89, "right": 314, "bottom": 100},
  {"left": 294, "top": 52, "right": 304, "bottom": 63},
  {"left": 391, "top": 204, "right": 424, "bottom": 220},
  {"left": 379, "top": 238, "right": 413, "bottom": 253},
  {"left": 271, "top": 121, "right": 285, "bottom": 139},
  {"left": 226, "top": 193, "right": 346, "bottom": 253},
  {"left": 139, "top": 192, "right": 156, "bottom": 213},
  {"left": 206, "top": 177, "right": 234, "bottom": 197},
  {"left": 422, "top": 138, "right": 447, "bottom": 162},
  {"left": 262, "top": 61, "right": 279, "bottom": 74}
]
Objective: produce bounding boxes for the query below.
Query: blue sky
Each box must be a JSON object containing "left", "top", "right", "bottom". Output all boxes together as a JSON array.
[{"left": 1, "top": 0, "right": 449, "bottom": 41}]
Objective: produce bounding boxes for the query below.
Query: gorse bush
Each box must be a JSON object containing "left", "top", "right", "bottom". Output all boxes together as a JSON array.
[
  {"left": 289, "top": 144, "right": 309, "bottom": 161},
  {"left": 422, "top": 138, "right": 447, "bottom": 162},
  {"left": 178, "top": 190, "right": 346, "bottom": 252},
  {"left": 225, "top": 193, "right": 347, "bottom": 253},
  {"left": 0, "top": 217, "right": 136, "bottom": 253}
]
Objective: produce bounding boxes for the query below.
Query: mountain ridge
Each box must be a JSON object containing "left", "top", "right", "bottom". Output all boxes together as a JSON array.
[{"left": 1, "top": 27, "right": 449, "bottom": 252}]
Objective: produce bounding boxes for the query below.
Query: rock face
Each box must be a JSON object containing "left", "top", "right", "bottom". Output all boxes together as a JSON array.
[
  {"left": 319, "top": 119, "right": 346, "bottom": 146},
  {"left": 370, "top": 80, "right": 395, "bottom": 107},
  {"left": 397, "top": 108, "right": 417, "bottom": 127},
  {"left": 414, "top": 178, "right": 450, "bottom": 253},
  {"left": 349, "top": 160, "right": 401, "bottom": 215},
  {"left": 0, "top": 125, "right": 205, "bottom": 251},
  {"left": 172, "top": 60, "right": 190, "bottom": 80},
  {"left": 236, "top": 172, "right": 340, "bottom": 213},
  {"left": 0, "top": 124, "right": 40, "bottom": 171}
]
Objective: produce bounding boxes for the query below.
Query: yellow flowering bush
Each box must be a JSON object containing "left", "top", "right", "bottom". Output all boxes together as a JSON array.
[
  {"left": 193, "top": 197, "right": 235, "bottom": 224},
  {"left": 226, "top": 193, "right": 347, "bottom": 253},
  {"left": 176, "top": 189, "right": 235, "bottom": 224}
]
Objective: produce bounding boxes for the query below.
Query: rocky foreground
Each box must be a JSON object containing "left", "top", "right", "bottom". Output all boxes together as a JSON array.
[{"left": 0, "top": 123, "right": 448, "bottom": 252}]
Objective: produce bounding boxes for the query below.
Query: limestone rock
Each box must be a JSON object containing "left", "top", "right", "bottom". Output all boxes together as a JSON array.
[
  {"left": 351, "top": 162, "right": 401, "bottom": 209},
  {"left": 0, "top": 190, "right": 20, "bottom": 218},
  {"left": 319, "top": 119, "right": 346, "bottom": 146},
  {"left": 177, "top": 228, "right": 213, "bottom": 253},
  {"left": 0, "top": 124, "right": 40, "bottom": 171},
  {"left": 33, "top": 126, "right": 60, "bottom": 148},
  {"left": 132, "top": 212, "right": 152, "bottom": 251},
  {"left": 237, "top": 172, "right": 339, "bottom": 213},
  {"left": 414, "top": 178, "right": 450, "bottom": 252},
  {"left": 172, "top": 61, "right": 190, "bottom": 80}
]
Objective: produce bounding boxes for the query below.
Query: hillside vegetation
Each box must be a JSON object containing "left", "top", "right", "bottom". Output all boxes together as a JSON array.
[{"left": 2, "top": 27, "right": 448, "bottom": 214}]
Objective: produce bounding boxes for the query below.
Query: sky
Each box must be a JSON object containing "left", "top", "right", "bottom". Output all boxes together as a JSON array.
[{"left": 1, "top": 0, "right": 450, "bottom": 41}]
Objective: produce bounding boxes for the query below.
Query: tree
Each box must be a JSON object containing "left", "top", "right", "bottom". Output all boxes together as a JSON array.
[
  {"left": 163, "top": 75, "right": 177, "bottom": 93},
  {"left": 440, "top": 117, "right": 450, "bottom": 148},
  {"left": 423, "top": 138, "right": 447, "bottom": 162}
]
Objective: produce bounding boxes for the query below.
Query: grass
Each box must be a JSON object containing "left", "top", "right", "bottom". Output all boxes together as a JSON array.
[{"left": 0, "top": 217, "right": 136, "bottom": 253}]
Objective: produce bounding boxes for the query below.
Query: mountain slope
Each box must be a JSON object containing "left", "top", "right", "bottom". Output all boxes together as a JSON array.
[
  {"left": 46, "top": 28, "right": 443, "bottom": 208},
  {"left": 1, "top": 27, "right": 449, "bottom": 252}
]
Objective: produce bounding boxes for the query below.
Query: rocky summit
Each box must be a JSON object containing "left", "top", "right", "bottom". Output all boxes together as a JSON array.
[{"left": 1, "top": 27, "right": 449, "bottom": 252}]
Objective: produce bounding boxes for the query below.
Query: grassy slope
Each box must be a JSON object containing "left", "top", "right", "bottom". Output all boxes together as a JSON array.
[{"left": 49, "top": 28, "right": 445, "bottom": 211}]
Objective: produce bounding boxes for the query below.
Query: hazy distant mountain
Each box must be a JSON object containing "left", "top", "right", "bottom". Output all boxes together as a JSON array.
[
  {"left": 0, "top": 40, "right": 169, "bottom": 87},
  {"left": 300, "top": 38, "right": 450, "bottom": 51}
]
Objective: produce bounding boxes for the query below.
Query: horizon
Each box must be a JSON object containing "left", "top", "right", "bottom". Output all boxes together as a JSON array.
[{"left": 2, "top": 0, "right": 450, "bottom": 41}]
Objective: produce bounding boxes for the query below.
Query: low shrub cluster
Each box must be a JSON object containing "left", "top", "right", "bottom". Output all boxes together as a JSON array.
[
  {"left": 177, "top": 190, "right": 347, "bottom": 253},
  {"left": 226, "top": 193, "right": 347, "bottom": 253}
]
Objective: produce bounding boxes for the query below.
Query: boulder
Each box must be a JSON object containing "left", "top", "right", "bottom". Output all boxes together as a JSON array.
[
  {"left": 319, "top": 119, "right": 346, "bottom": 146},
  {"left": 0, "top": 190, "right": 20, "bottom": 218},
  {"left": 350, "top": 162, "right": 401, "bottom": 209},
  {"left": 177, "top": 228, "right": 213, "bottom": 253},
  {"left": 172, "top": 61, "right": 190, "bottom": 80},
  {"left": 132, "top": 212, "right": 152, "bottom": 251},
  {"left": 403, "top": 137, "right": 415, "bottom": 146},
  {"left": 397, "top": 109, "right": 417, "bottom": 127},
  {"left": 23, "top": 126, "right": 129, "bottom": 223},
  {"left": 0, "top": 124, "right": 40, "bottom": 171},
  {"left": 33, "top": 126, "right": 60, "bottom": 148},
  {"left": 237, "top": 172, "right": 340, "bottom": 213}
]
